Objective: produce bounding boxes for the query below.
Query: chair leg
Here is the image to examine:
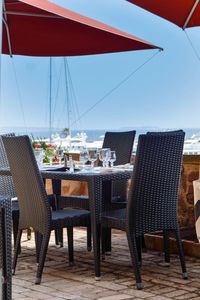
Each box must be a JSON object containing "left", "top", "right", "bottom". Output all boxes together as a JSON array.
[
  {"left": 50, "top": 195, "right": 63, "bottom": 247},
  {"left": 127, "top": 231, "right": 143, "bottom": 289},
  {"left": 136, "top": 237, "right": 142, "bottom": 265},
  {"left": 12, "top": 229, "right": 22, "bottom": 275},
  {"left": 35, "top": 232, "right": 50, "bottom": 285},
  {"left": 163, "top": 230, "right": 170, "bottom": 265},
  {"left": 174, "top": 228, "right": 188, "bottom": 279},
  {"left": 35, "top": 231, "right": 43, "bottom": 264},
  {"left": 67, "top": 227, "right": 74, "bottom": 265},
  {"left": 12, "top": 217, "right": 18, "bottom": 245},
  {"left": 101, "top": 226, "right": 106, "bottom": 260},
  {"left": 51, "top": 183, "right": 63, "bottom": 247},
  {"left": 13, "top": 216, "right": 21, "bottom": 254},
  {"left": 87, "top": 225, "right": 92, "bottom": 251},
  {"left": 102, "top": 228, "right": 112, "bottom": 254},
  {"left": 54, "top": 229, "right": 63, "bottom": 247}
]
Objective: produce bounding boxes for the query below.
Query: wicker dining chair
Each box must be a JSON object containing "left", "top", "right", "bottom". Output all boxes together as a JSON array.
[
  {"left": 0, "top": 134, "right": 58, "bottom": 247},
  {"left": 2, "top": 135, "right": 91, "bottom": 284},
  {"left": 146, "top": 129, "right": 185, "bottom": 262},
  {"left": 100, "top": 130, "right": 136, "bottom": 252},
  {"left": 0, "top": 133, "right": 19, "bottom": 246},
  {"left": 101, "top": 130, "right": 136, "bottom": 202},
  {"left": 101, "top": 132, "right": 188, "bottom": 289}
]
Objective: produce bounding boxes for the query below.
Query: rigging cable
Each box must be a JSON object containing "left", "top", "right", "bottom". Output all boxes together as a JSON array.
[
  {"left": 52, "top": 59, "right": 63, "bottom": 128},
  {"left": 66, "top": 59, "right": 82, "bottom": 130},
  {"left": 55, "top": 58, "right": 71, "bottom": 132},
  {"left": 56, "top": 58, "right": 83, "bottom": 132},
  {"left": 184, "top": 30, "right": 200, "bottom": 62},
  {"left": 44, "top": 59, "right": 50, "bottom": 129},
  {"left": 11, "top": 58, "right": 27, "bottom": 133},
  {"left": 71, "top": 49, "right": 161, "bottom": 126},
  {"left": 55, "top": 58, "right": 71, "bottom": 131},
  {"left": 63, "top": 57, "right": 71, "bottom": 134}
]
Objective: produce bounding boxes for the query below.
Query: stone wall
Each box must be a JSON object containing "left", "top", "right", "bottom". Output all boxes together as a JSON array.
[{"left": 178, "top": 155, "right": 200, "bottom": 227}]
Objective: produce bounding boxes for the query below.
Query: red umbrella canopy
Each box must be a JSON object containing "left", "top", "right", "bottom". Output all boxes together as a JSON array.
[
  {"left": 2, "top": 0, "right": 161, "bottom": 56},
  {"left": 127, "top": 0, "right": 200, "bottom": 29}
]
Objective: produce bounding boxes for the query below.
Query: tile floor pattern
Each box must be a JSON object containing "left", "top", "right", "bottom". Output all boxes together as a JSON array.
[{"left": 12, "top": 229, "right": 200, "bottom": 300}]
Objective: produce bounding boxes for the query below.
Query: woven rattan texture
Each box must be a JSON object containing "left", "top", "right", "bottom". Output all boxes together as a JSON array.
[
  {"left": 0, "top": 133, "right": 16, "bottom": 198},
  {"left": 101, "top": 132, "right": 187, "bottom": 288},
  {"left": 102, "top": 131, "right": 136, "bottom": 165},
  {"left": 102, "top": 130, "right": 136, "bottom": 199},
  {"left": 2, "top": 135, "right": 91, "bottom": 284},
  {"left": 128, "top": 133, "right": 185, "bottom": 236},
  {"left": 2, "top": 135, "right": 51, "bottom": 235},
  {"left": 0, "top": 196, "right": 12, "bottom": 300}
]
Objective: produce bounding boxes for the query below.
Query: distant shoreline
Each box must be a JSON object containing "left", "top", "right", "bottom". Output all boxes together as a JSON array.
[{"left": 1, "top": 127, "right": 200, "bottom": 140}]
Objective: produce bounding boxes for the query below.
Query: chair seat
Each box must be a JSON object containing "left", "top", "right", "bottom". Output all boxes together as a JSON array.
[
  {"left": 102, "top": 208, "right": 126, "bottom": 230},
  {"left": 52, "top": 208, "right": 90, "bottom": 228}
]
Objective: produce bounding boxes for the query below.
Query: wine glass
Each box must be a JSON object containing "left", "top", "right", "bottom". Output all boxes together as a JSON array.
[
  {"left": 34, "top": 148, "right": 44, "bottom": 167},
  {"left": 109, "top": 150, "right": 116, "bottom": 167},
  {"left": 57, "top": 146, "right": 64, "bottom": 164},
  {"left": 98, "top": 148, "right": 110, "bottom": 167},
  {"left": 80, "top": 147, "right": 89, "bottom": 166},
  {"left": 88, "top": 148, "right": 98, "bottom": 168}
]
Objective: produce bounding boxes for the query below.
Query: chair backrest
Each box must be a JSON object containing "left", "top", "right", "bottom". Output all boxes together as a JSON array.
[
  {"left": 127, "top": 132, "right": 185, "bottom": 236},
  {"left": 147, "top": 129, "right": 183, "bottom": 136},
  {"left": 0, "top": 133, "right": 16, "bottom": 197},
  {"left": 102, "top": 130, "right": 136, "bottom": 165},
  {"left": 2, "top": 135, "right": 51, "bottom": 234},
  {"left": 101, "top": 130, "right": 136, "bottom": 199}
]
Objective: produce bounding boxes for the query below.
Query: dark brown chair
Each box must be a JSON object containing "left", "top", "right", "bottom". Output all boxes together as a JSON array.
[
  {"left": 100, "top": 131, "right": 136, "bottom": 252},
  {"left": 102, "top": 131, "right": 135, "bottom": 165},
  {"left": 0, "top": 133, "right": 19, "bottom": 246},
  {"left": 101, "top": 132, "right": 187, "bottom": 289},
  {"left": 2, "top": 135, "right": 91, "bottom": 284},
  {"left": 101, "top": 130, "right": 136, "bottom": 203},
  {"left": 146, "top": 129, "right": 185, "bottom": 261}
]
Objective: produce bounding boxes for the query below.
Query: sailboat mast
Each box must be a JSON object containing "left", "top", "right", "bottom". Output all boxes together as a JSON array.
[
  {"left": 63, "top": 57, "right": 71, "bottom": 137},
  {"left": 49, "top": 57, "right": 52, "bottom": 142}
]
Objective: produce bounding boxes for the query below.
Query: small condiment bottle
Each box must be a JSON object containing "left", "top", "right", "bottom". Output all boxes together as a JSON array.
[
  {"left": 64, "top": 153, "right": 68, "bottom": 168},
  {"left": 68, "top": 155, "right": 74, "bottom": 173}
]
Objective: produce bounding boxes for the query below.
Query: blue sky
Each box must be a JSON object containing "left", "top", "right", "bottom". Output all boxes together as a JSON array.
[{"left": 1, "top": 0, "right": 200, "bottom": 131}]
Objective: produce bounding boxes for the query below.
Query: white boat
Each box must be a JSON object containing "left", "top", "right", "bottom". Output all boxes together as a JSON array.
[
  {"left": 184, "top": 132, "right": 200, "bottom": 154},
  {"left": 51, "top": 131, "right": 104, "bottom": 150},
  {"left": 50, "top": 131, "right": 87, "bottom": 149}
]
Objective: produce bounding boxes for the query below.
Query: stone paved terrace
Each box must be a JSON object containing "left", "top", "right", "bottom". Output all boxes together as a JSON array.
[{"left": 13, "top": 229, "right": 200, "bottom": 300}]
